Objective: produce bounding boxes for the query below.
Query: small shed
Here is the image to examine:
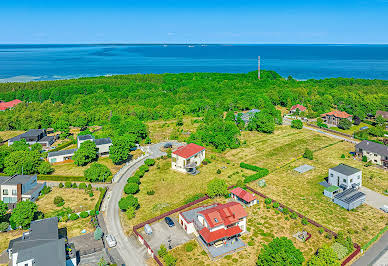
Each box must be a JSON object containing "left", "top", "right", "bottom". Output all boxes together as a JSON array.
[
  {"left": 230, "top": 187, "right": 257, "bottom": 207},
  {"left": 324, "top": 185, "right": 342, "bottom": 199},
  {"left": 333, "top": 188, "right": 366, "bottom": 210}
]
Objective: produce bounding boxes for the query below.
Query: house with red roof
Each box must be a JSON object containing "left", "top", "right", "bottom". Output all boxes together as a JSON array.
[
  {"left": 171, "top": 143, "right": 205, "bottom": 174},
  {"left": 321, "top": 110, "right": 352, "bottom": 126},
  {"left": 230, "top": 187, "right": 257, "bottom": 206},
  {"left": 290, "top": 104, "right": 307, "bottom": 114},
  {"left": 0, "top": 99, "right": 22, "bottom": 111},
  {"left": 179, "top": 202, "right": 247, "bottom": 254}
]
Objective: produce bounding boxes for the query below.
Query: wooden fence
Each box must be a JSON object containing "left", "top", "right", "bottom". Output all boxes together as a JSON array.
[{"left": 341, "top": 243, "right": 361, "bottom": 266}]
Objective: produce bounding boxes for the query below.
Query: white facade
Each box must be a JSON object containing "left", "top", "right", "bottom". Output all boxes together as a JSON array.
[
  {"left": 171, "top": 149, "right": 205, "bottom": 173},
  {"left": 96, "top": 143, "right": 112, "bottom": 155},
  {"left": 178, "top": 213, "right": 196, "bottom": 234},
  {"left": 328, "top": 168, "right": 362, "bottom": 189}
]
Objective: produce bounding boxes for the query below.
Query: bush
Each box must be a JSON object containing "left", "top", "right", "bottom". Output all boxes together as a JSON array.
[
  {"left": 89, "top": 210, "right": 96, "bottom": 216},
  {"left": 338, "top": 118, "right": 352, "bottom": 130},
  {"left": 118, "top": 195, "right": 139, "bottom": 211},
  {"left": 319, "top": 227, "right": 324, "bottom": 234},
  {"left": 216, "top": 169, "right": 221, "bottom": 174},
  {"left": 79, "top": 211, "right": 89, "bottom": 218},
  {"left": 146, "top": 190, "right": 155, "bottom": 195},
  {"left": 41, "top": 185, "right": 51, "bottom": 195},
  {"left": 290, "top": 212, "right": 298, "bottom": 219},
  {"left": 72, "top": 183, "right": 77, "bottom": 188},
  {"left": 139, "top": 165, "right": 149, "bottom": 172},
  {"left": 301, "top": 217, "right": 309, "bottom": 225},
  {"left": 89, "top": 191, "right": 94, "bottom": 197},
  {"left": 264, "top": 198, "right": 272, "bottom": 205},
  {"left": 283, "top": 208, "right": 289, "bottom": 215},
  {"left": 158, "top": 244, "right": 168, "bottom": 258},
  {"left": 126, "top": 206, "right": 136, "bottom": 219},
  {"left": 60, "top": 215, "right": 68, "bottom": 222},
  {"left": 0, "top": 222, "right": 9, "bottom": 232},
  {"left": 248, "top": 240, "right": 255, "bottom": 246},
  {"left": 303, "top": 148, "right": 314, "bottom": 160},
  {"left": 54, "top": 196, "right": 64, "bottom": 206},
  {"left": 56, "top": 201, "right": 65, "bottom": 207},
  {"left": 127, "top": 176, "right": 141, "bottom": 184},
  {"left": 38, "top": 161, "right": 53, "bottom": 174},
  {"left": 341, "top": 154, "right": 346, "bottom": 158},
  {"left": 59, "top": 183, "right": 64, "bottom": 188},
  {"left": 69, "top": 213, "right": 79, "bottom": 221},
  {"left": 124, "top": 183, "right": 140, "bottom": 194},
  {"left": 185, "top": 242, "right": 195, "bottom": 252},
  {"left": 65, "top": 181, "right": 72, "bottom": 188},
  {"left": 273, "top": 202, "right": 279, "bottom": 209},
  {"left": 291, "top": 120, "right": 303, "bottom": 129},
  {"left": 362, "top": 155, "right": 368, "bottom": 162},
  {"left": 84, "top": 163, "right": 112, "bottom": 182},
  {"left": 207, "top": 179, "right": 229, "bottom": 198},
  {"left": 331, "top": 242, "right": 348, "bottom": 260},
  {"left": 79, "top": 183, "right": 87, "bottom": 189},
  {"left": 144, "top": 159, "right": 155, "bottom": 166}
]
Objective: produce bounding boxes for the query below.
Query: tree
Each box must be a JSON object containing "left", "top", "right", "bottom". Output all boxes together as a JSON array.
[
  {"left": 176, "top": 111, "right": 183, "bottom": 126},
  {"left": 124, "top": 183, "right": 139, "bottom": 194},
  {"left": 144, "top": 159, "right": 155, "bottom": 166},
  {"left": 225, "top": 111, "right": 235, "bottom": 122},
  {"left": 338, "top": 119, "right": 352, "bottom": 130},
  {"left": 376, "top": 114, "right": 386, "bottom": 126},
  {"left": 0, "top": 222, "right": 9, "bottom": 232},
  {"left": 247, "top": 110, "right": 275, "bottom": 133},
  {"left": 163, "top": 253, "right": 177, "bottom": 266},
  {"left": 54, "top": 196, "right": 64, "bottom": 206},
  {"left": 38, "top": 161, "right": 53, "bottom": 174},
  {"left": 73, "top": 140, "right": 98, "bottom": 166},
  {"left": 84, "top": 163, "right": 112, "bottom": 182},
  {"left": 109, "top": 136, "right": 135, "bottom": 165},
  {"left": 291, "top": 120, "right": 303, "bottom": 129},
  {"left": 0, "top": 200, "right": 8, "bottom": 218},
  {"left": 10, "top": 139, "right": 29, "bottom": 152},
  {"left": 257, "top": 237, "right": 305, "bottom": 266},
  {"left": 207, "top": 178, "right": 229, "bottom": 198},
  {"left": 353, "top": 116, "right": 361, "bottom": 125},
  {"left": 118, "top": 195, "right": 139, "bottom": 211},
  {"left": 3, "top": 150, "right": 41, "bottom": 175},
  {"left": 54, "top": 119, "right": 70, "bottom": 139},
  {"left": 30, "top": 143, "right": 42, "bottom": 152},
  {"left": 10, "top": 201, "right": 38, "bottom": 229},
  {"left": 303, "top": 148, "right": 314, "bottom": 160},
  {"left": 307, "top": 245, "right": 339, "bottom": 266},
  {"left": 126, "top": 206, "right": 136, "bottom": 219},
  {"left": 158, "top": 244, "right": 168, "bottom": 258}
]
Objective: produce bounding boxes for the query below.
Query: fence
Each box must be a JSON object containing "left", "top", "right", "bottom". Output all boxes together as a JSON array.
[
  {"left": 133, "top": 195, "right": 210, "bottom": 266},
  {"left": 341, "top": 243, "right": 361, "bottom": 266}
]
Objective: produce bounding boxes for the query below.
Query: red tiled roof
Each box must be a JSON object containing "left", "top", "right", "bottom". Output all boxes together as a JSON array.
[
  {"left": 172, "top": 143, "right": 205, "bottom": 159},
  {"left": 290, "top": 104, "right": 306, "bottom": 112},
  {"left": 0, "top": 99, "right": 22, "bottom": 110},
  {"left": 230, "top": 187, "right": 256, "bottom": 203},
  {"left": 321, "top": 110, "right": 352, "bottom": 119},
  {"left": 198, "top": 202, "right": 247, "bottom": 228},
  {"left": 199, "top": 225, "right": 242, "bottom": 243}
]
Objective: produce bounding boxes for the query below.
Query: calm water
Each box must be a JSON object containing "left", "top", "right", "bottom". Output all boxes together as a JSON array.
[{"left": 1, "top": 44, "right": 388, "bottom": 82}]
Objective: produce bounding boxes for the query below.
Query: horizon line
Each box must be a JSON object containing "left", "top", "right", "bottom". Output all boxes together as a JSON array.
[{"left": 1, "top": 43, "right": 388, "bottom": 45}]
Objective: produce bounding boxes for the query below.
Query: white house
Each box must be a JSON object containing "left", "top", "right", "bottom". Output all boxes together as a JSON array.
[
  {"left": 328, "top": 164, "right": 362, "bottom": 190},
  {"left": 171, "top": 143, "right": 205, "bottom": 174},
  {"left": 8, "top": 217, "right": 77, "bottom": 266},
  {"left": 179, "top": 202, "right": 247, "bottom": 247},
  {"left": 47, "top": 149, "right": 77, "bottom": 163},
  {"left": 230, "top": 187, "right": 257, "bottom": 207}
]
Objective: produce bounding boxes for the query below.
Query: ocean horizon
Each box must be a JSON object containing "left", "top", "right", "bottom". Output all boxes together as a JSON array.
[{"left": 1, "top": 44, "right": 388, "bottom": 82}]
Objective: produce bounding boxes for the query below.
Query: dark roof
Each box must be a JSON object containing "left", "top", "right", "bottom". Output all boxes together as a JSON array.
[
  {"left": 38, "top": 135, "right": 55, "bottom": 143},
  {"left": 9, "top": 129, "right": 45, "bottom": 142},
  {"left": 24, "top": 183, "right": 45, "bottom": 196},
  {"left": 94, "top": 137, "right": 112, "bottom": 145},
  {"left": 334, "top": 188, "right": 366, "bottom": 204},
  {"left": 47, "top": 148, "right": 77, "bottom": 158},
  {"left": 330, "top": 164, "right": 361, "bottom": 176},
  {"left": 0, "top": 175, "right": 35, "bottom": 185},
  {"left": 356, "top": 140, "right": 388, "bottom": 157},
  {"left": 77, "top": 134, "right": 94, "bottom": 141},
  {"left": 9, "top": 217, "right": 66, "bottom": 266}
]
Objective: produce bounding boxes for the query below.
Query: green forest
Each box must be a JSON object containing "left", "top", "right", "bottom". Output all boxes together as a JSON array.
[{"left": 0, "top": 69, "right": 387, "bottom": 133}]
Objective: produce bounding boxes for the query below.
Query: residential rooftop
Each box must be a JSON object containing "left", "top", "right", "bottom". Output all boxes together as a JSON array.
[
  {"left": 330, "top": 163, "right": 361, "bottom": 176},
  {"left": 47, "top": 148, "right": 77, "bottom": 158},
  {"left": 356, "top": 140, "right": 388, "bottom": 157},
  {"left": 334, "top": 188, "right": 366, "bottom": 204}
]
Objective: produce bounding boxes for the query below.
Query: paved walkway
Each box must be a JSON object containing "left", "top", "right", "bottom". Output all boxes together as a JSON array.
[
  {"left": 38, "top": 180, "right": 111, "bottom": 188},
  {"left": 359, "top": 187, "right": 388, "bottom": 211},
  {"left": 353, "top": 231, "right": 388, "bottom": 266}
]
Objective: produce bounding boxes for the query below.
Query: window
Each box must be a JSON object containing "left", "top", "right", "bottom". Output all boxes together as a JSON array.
[
  {"left": 12, "top": 190, "right": 17, "bottom": 196},
  {"left": 2, "top": 189, "right": 8, "bottom": 195},
  {"left": 343, "top": 179, "right": 346, "bottom": 183},
  {"left": 350, "top": 179, "right": 353, "bottom": 183},
  {"left": 214, "top": 218, "right": 218, "bottom": 223},
  {"left": 330, "top": 174, "right": 333, "bottom": 177}
]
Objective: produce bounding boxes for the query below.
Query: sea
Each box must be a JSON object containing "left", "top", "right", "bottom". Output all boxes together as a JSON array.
[{"left": 1, "top": 44, "right": 388, "bottom": 82}]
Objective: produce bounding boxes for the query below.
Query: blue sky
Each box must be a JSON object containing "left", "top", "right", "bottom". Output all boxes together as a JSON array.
[{"left": 1, "top": 0, "right": 388, "bottom": 44}]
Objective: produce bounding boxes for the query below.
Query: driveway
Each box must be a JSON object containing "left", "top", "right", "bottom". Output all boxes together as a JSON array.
[
  {"left": 353, "top": 231, "right": 388, "bottom": 266},
  {"left": 359, "top": 187, "right": 388, "bottom": 211},
  {"left": 140, "top": 217, "right": 193, "bottom": 251}
]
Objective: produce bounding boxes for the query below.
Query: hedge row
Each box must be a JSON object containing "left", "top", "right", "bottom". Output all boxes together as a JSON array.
[
  {"left": 38, "top": 175, "right": 86, "bottom": 182},
  {"left": 94, "top": 187, "right": 107, "bottom": 211},
  {"left": 240, "top": 162, "right": 269, "bottom": 183},
  {"left": 50, "top": 139, "right": 76, "bottom": 152}
]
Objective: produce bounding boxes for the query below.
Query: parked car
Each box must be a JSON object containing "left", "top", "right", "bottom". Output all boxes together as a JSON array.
[
  {"left": 105, "top": 234, "right": 117, "bottom": 248},
  {"left": 164, "top": 143, "right": 173, "bottom": 149},
  {"left": 165, "top": 217, "right": 175, "bottom": 227}
]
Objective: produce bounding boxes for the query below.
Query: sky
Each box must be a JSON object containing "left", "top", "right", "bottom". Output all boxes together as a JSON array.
[{"left": 1, "top": 0, "right": 388, "bottom": 44}]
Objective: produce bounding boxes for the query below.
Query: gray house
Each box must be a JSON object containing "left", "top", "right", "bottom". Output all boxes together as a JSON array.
[
  {"left": 7, "top": 217, "right": 77, "bottom": 266},
  {"left": 333, "top": 188, "right": 366, "bottom": 210},
  {"left": 77, "top": 134, "right": 112, "bottom": 156},
  {"left": 8, "top": 129, "right": 55, "bottom": 147},
  {"left": 47, "top": 149, "right": 78, "bottom": 163},
  {"left": 0, "top": 175, "right": 45, "bottom": 208},
  {"left": 328, "top": 164, "right": 362, "bottom": 190},
  {"left": 355, "top": 140, "right": 388, "bottom": 169}
]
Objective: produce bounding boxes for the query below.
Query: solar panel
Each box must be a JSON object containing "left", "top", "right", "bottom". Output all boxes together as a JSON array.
[{"left": 343, "top": 192, "right": 365, "bottom": 204}]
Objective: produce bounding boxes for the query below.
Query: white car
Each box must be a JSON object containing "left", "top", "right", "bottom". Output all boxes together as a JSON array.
[{"left": 105, "top": 234, "right": 117, "bottom": 248}]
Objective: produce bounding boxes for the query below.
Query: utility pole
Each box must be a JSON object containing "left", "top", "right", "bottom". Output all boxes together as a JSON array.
[{"left": 258, "top": 56, "right": 261, "bottom": 80}]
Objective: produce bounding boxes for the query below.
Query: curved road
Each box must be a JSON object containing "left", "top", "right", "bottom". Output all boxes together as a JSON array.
[{"left": 104, "top": 141, "right": 180, "bottom": 266}]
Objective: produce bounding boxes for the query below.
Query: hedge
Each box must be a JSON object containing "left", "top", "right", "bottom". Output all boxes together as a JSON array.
[
  {"left": 240, "top": 162, "right": 263, "bottom": 172},
  {"left": 94, "top": 187, "right": 107, "bottom": 211},
  {"left": 50, "top": 139, "right": 76, "bottom": 152},
  {"left": 362, "top": 225, "right": 388, "bottom": 250},
  {"left": 38, "top": 175, "right": 86, "bottom": 182},
  {"left": 240, "top": 162, "right": 269, "bottom": 183}
]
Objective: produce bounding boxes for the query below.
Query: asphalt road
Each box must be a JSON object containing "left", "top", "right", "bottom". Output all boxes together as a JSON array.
[{"left": 353, "top": 231, "right": 388, "bottom": 266}]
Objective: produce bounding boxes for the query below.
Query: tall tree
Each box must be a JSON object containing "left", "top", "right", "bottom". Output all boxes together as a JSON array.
[
  {"left": 73, "top": 140, "right": 98, "bottom": 166},
  {"left": 10, "top": 201, "right": 38, "bottom": 229}
]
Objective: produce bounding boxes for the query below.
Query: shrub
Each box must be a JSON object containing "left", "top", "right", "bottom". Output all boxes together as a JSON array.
[
  {"left": 301, "top": 217, "right": 309, "bottom": 225},
  {"left": 248, "top": 240, "right": 255, "bottom": 246},
  {"left": 79, "top": 183, "right": 87, "bottom": 189},
  {"left": 60, "top": 215, "right": 68, "bottom": 222},
  {"left": 331, "top": 242, "right": 348, "bottom": 260},
  {"left": 59, "top": 183, "right": 64, "bottom": 188},
  {"left": 89, "top": 210, "right": 96, "bottom": 216},
  {"left": 139, "top": 165, "right": 149, "bottom": 172},
  {"left": 185, "top": 242, "right": 195, "bottom": 252},
  {"left": 126, "top": 206, "right": 136, "bottom": 219},
  {"left": 41, "top": 185, "right": 51, "bottom": 195},
  {"left": 69, "top": 213, "right": 79, "bottom": 221},
  {"left": 291, "top": 119, "right": 303, "bottom": 129},
  {"left": 319, "top": 227, "right": 324, "bottom": 234},
  {"left": 158, "top": 244, "right": 168, "bottom": 258},
  {"left": 273, "top": 202, "right": 279, "bottom": 209},
  {"left": 290, "top": 212, "right": 298, "bottom": 219},
  {"left": 88, "top": 184, "right": 92, "bottom": 190},
  {"left": 341, "top": 154, "right": 346, "bottom": 158},
  {"left": 216, "top": 169, "right": 221, "bottom": 174},
  {"left": 362, "top": 155, "right": 368, "bottom": 162},
  {"left": 124, "top": 183, "right": 140, "bottom": 194},
  {"left": 127, "top": 176, "right": 141, "bottom": 184},
  {"left": 56, "top": 201, "right": 65, "bottom": 207},
  {"left": 264, "top": 198, "right": 272, "bottom": 205},
  {"left": 118, "top": 195, "right": 139, "bottom": 211},
  {"left": 146, "top": 190, "right": 155, "bottom": 195},
  {"left": 65, "top": 181, "right": 72, "bottom": 188},
  {"left": 144, "top": 159, "right": 155, "bottom": 166},
  {"left": 207, "top": 179, "right": 229, "bottom": 198},
  {"left": 0, "top": 222, "right": 9, "bottom": 232},
  {"left": 84, "top": 163, "right": 112, "bottom": 182},
  {"left": 303, "top": 148, "right": 314, "bottom": 160},
  {"left": 94, "top": 226, "right": 103, "bottom": 240},
  {"left": 283, "top": 208, "right": 289, "bottom": 215},
  {"left": 54, "top": 196, "right": 64, "bottom": 206},
  {"left": 89, "top": 191, "right": 94, "bottom": 197},
  {"left": 72, "top": 183, "right": 77, "bottom": 188},
  {"left": 79, "top": 211, "right": 89, "bottom": 218}
]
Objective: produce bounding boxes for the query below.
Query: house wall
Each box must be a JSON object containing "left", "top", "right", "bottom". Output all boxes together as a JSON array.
[
  {"left": 0, "top": 184, "right": 18, "bottom": 203},
  {"left": 333, "top": 196, "right": 365, "bottom": 211},
  {"left": 357, "top": 149, "right": 384, "bottom": 166},
  {"left": 237, "top": 217, "right": 247, "bottom": 233},
  {"left": 171, "top": 150, "right": 205, "bottom": 172},
  {"left": 48, "top": 153, "right": 75, "bottom": 163},
  {"left": 328, "top": 169, "right": 362, "bottom": 189},
  {"left": 97, "top": 143, "right": 112, "bottom": 155},
  {"left": 178, "top": 214, "right": 196, "bottom": 234}
]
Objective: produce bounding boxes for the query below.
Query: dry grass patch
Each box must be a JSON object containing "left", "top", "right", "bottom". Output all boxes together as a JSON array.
[
  {"left": 0, "top": 130, "right": 24, "bottom": 141},
  {"left": 36, "top": 187, "right": 99, "bottom": 214},
  {"left": 59, "top": 218, "right": 95, "bottom": 239},
  {"left": 52, "top": 156, "right": 120, "bottom": 176},
  {"left": 0, "top": 230, "right": 25, "bottom": 253}
]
